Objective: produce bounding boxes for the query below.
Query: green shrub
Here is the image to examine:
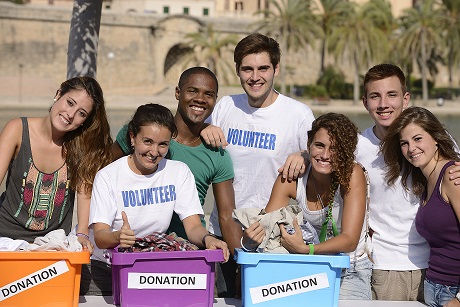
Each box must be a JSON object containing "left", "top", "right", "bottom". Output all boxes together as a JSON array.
[
  {"left": 410, "top": 78, "right": 434, "bottom": 91},
  {"left": 316, "top": 66, "right": 353, "bottom": 99},
  {"left": 294, "top": 84, "right": 328, "bottom": 98}
]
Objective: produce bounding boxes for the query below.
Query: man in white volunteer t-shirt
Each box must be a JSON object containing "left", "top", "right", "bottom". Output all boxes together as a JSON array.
[{"left": 201, "top": 33, "right": 315, "bottom": 298}]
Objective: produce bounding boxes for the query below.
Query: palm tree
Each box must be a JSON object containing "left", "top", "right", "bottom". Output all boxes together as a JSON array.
[
  {"left": 317, "top": 0, "right": 353, "bottom": 77},
  {"left": 252, "top": 0, "right": 323, "bottom": 95},
  {"left": 181, "top": 24, "right": 238, "bottom": 85},
  {"left": 328, "top": 0, "right": 392, "bottom": 104},
  {"left": 67, "top": 0, "right": 103, "bottom": 78},
  {"left": 441, "top": 0, "right": 460, "bottom": 92},
  {"left": 397, "top": 0, "right": 445, "bottom": 103}
]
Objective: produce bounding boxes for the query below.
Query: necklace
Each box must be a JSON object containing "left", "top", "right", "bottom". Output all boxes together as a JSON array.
[
  {"left": 311, "top": 173, "right": 326, "bottom": 209},
  {"left": 173, "top": 136, "right": 201, "bottom": 146},
  {"left": 310, "top": 173, "right": 339, "bottom": 242}
]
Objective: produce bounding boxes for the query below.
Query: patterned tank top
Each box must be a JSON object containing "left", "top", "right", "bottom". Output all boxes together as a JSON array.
[{"left": 0, "top": 117, "right": 75, "bottom": 242}]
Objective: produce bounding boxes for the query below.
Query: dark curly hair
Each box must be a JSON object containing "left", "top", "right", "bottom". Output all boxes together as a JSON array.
[{"left": 307, "top": 113, "right": 358, "bottom": 193}]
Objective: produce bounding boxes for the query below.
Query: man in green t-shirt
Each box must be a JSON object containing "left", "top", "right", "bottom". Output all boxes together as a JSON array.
[{"left": 112, "top": 68, "right": 242, "bottom": 295}]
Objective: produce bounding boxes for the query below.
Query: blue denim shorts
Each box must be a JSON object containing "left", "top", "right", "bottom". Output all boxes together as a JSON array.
[
  {"left": 339, "top": 255, "right": 373, "bottom": 300},
  {"left": 424, "top": 278, "right": 460, "bottom": 307}
]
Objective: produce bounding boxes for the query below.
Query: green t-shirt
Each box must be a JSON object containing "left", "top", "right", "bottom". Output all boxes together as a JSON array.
[{"left": 115, "top": 124, "right": 234, "bottom": 239}]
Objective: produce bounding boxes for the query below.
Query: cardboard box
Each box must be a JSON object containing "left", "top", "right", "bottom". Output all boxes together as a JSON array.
[
  {"left": 111, "top": 249, "right": 224, "bottom": 307},
  {"left": 235, "top": 248, "right": 349, "bottom": 307},
  {"left": 0, "top": 251, "right": 90, "bottom": 307}
]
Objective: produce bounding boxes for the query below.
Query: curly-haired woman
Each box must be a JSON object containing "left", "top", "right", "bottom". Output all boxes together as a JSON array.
[{"left": 242, "top": 113, "right": 371, "bottom": 300}]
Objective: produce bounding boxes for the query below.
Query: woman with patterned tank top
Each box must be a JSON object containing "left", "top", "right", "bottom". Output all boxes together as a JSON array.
[{"left": 0, "top": 76, "right": 112, "bottom": 252}]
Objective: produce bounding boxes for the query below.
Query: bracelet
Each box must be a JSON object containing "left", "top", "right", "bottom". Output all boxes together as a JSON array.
[
  {"left": 201, "top": 233, "right": 217, "bottom": 247},
  {"left": 236, "top": 264, "right": 241, "bottom": 274},
  {"left": 76, "top": 233, "right": 90, "bottom": 240},
  {"left": 308, "top": 243, "right": 314, "bottom": 255},
  {"left": 240, "top": 237, "right": 256, "bottom": 252}
]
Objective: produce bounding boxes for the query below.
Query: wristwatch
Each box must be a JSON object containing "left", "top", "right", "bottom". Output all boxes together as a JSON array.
[
  {"left": 456, "top": 291, "right": 460, "bottom": 302},
  {"left": 201, "top": 233, "right": 217, "bottom": 247}
]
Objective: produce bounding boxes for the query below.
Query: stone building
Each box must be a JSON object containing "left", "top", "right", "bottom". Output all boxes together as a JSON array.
[
  {"left": 24, "top": 0, "right": 414, "bottom": 17},
  {"left": 1, "top": 0, "right": 456, "bottom": 102}
]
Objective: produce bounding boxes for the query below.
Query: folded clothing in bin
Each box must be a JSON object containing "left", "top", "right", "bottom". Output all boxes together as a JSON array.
[
  {"left": 233, "top": 205, "right": 319, "bottom": 253},
  {"left": 0, "top": 229, "right": 82, "bottom": 252},
  {"left": 118, "top": 232, "right": 198, "bottom": 253}
]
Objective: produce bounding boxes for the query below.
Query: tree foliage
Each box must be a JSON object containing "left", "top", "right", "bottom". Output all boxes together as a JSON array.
[
  {"left": 397, "top": 0, "right": 445, "bottom": 102},
  {"left": 252, "top": 0, "right": 323, "bottom": 94},
  {"left": 328, "top": 0, "right": 393, "bottom": 103},
  {"left": 181, "top": 24, "right": 238, "bottom": 85},
  {"left": 441, "top": 0, "right": 460, "bottom": 90},
  {"left": 64, "top": 0, "right": 460, "bottom": 99},
  {"left": 317, "top": 0, "right": 354, "bottom": 77}
]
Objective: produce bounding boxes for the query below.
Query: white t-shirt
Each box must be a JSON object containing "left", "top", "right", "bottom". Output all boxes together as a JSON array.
[
  {"left": 296, "top": 165, "right": 368, "bottom": 262},
  {"left": 356, "top": 127, "right": 429, "bottom": 270},
  {"left": 208, "top": 92, "right": 315, "bottom": 236},
  {"left": 89, "top": 156, "right": 203, "bottom": 263}
]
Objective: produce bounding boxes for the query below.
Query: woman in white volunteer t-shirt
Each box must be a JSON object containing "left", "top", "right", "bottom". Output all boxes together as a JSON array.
[{"left": 87, "top": 103, "right": 229, "bottom": 295}]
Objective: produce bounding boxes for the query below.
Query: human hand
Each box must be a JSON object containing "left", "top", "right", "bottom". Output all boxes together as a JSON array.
[
  {"left": 77, "top": 236, "right": 94, "bottom": 254},
  {"left": 280, "top": 219, "right": 308, "bottom": 254},
  {"left": 204, "top": 236, "right": 230, "bottom": 262},
  {"left": 448, "top": 162, "right": 460, "bottom": 185},
  {"left": 242, "top": 221, "right": 265, "bottom": 251},
  {"left": 119, "top": 211, "right": 136, "bottom": 248},
  {"left": 200, "top": 124, "right": 228, "bottom": 149},
  {"left": 278, "top": 151, "right": 308, "bottom": 182},
  {"left": 443, "top": 297, "right": 460, "bottom": 307}
]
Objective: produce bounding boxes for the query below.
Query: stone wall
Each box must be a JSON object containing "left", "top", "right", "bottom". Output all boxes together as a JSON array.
[
  {"left": 0, "top": 2, "right": 250, "bottom": 98},
  {"left": 0, "top": 2, "right": 457, "bottom": 101}
]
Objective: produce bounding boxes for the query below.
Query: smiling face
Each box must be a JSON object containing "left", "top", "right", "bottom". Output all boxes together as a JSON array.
[
  {"left": 399, "top": 123, "right": 438, "bottom": 171},
  {"left": 363, "top": 76, "right": 410, "bottom": 140},
  {"left": 309, "top": 128, "right": 334, "bottom": 175},
  {"left": 50, "top": 89, "right": 93, "bottom": 132},
  {"left": 175, "top": 73, "right": 218, "bottom": 125},
  {"left": 129, "top": 124, "right": 172, "bottom": 175},
  {"left": 237, "top": 52, "right": 279, "bottom": 108}
]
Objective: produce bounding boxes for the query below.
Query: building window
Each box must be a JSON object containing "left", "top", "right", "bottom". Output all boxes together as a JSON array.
[
  {"left": 203, "top": 8, "right": 209, "bottom": 16},
  {"left": 183, "top": 7, "right": 189, "bottom": 14},
  {"left": 235, "top": 1, "right": 243, "bottom": 12},
  {"left": 163, "top": 6, "right": 169, "bottom": 14}
]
